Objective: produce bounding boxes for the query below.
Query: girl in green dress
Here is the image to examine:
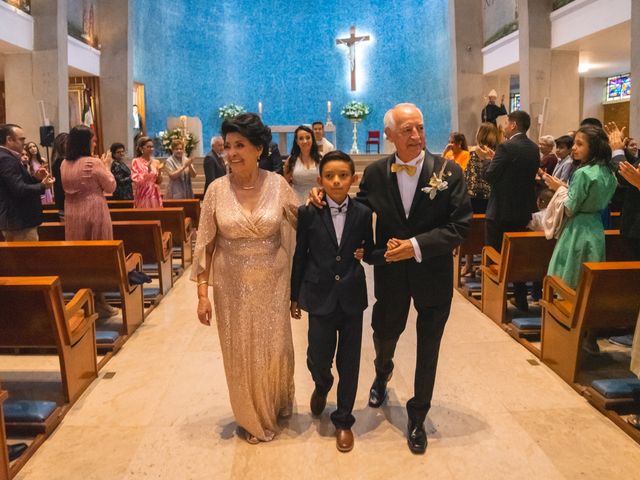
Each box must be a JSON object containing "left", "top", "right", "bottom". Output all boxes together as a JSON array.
[{"left": 543, "top": 126, "right": 617, "bottom": 289}]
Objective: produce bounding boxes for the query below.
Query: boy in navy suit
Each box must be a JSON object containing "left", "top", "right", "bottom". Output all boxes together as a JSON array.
[{"left": 290, "top": 150, "right": 382, "bottom": 453}]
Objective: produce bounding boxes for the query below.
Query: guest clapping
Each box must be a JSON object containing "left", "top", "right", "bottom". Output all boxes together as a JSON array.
[
  {"left": 110, "top": 143, "right": 133, "bottom": 200},
  {"left": 132, "top": 136, "right": 163, "bottom": 208},
  {"left": 164, "top": 138, "right": 196, "bottom": 199}
]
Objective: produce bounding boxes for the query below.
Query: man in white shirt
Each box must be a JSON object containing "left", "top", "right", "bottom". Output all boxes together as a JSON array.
[
  {"left": 352, "top": 104, "right": 471, "bottom": 453},
  {"left": 312, "top": 121, "right": 334, "bottom": 155}
]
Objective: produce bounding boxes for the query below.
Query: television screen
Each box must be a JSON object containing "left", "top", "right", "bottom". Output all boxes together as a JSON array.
[{"left": 606, "top": 74, "right": 631, "bottom": 102}]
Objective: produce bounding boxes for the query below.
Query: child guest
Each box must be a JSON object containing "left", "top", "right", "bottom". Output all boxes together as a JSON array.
[{"left": 290, "top": 150, "right": 383, "bottom": 453}]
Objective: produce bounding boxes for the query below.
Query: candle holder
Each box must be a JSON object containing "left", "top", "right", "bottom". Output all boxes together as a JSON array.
[
  {"left": 326, "top": 112, "right": 333, "bottom": 127},
  {"left": 350, "top": 119, "right": 361, "bottom": 154}
]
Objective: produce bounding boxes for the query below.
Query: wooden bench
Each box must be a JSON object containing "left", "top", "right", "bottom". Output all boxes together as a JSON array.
[
  {"left": 38, "top": 221, "right": 174, "bottom": 299},
  {"left": 453, "top": 214, "right": 485, "bottom": 307},
  {"left": 107, "top": 199, "right": 201, "bottom": 229},
  {"left": 108, "top": 208, "right": 193, "bottom": 268},
  {"left": 481, "top": 232, "right": 557, "bottom": 327},
  {"left": 539, "top": 261, "right": 640, "bottom": 387},
  {"left": 0, "top": 242, "right": 144, "bottom": 338},
  {"left": 0, "top": 390, "right": 8, "bottom": 480},
  {"left": 481, "top": 230, "right": 630, "bottom": 329},
  {"left": 0, "top": 276, "right": 99, "bottom": 404}
]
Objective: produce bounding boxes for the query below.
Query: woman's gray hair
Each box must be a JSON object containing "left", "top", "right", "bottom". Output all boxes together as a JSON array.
[{"left": 539, "top": 135, "right": 555, "bottom": 146}]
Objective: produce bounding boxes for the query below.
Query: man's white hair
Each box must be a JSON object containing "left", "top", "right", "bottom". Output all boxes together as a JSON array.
[
  {"left": 538, "top": 135, "right": 555, "bottom": 146},
  {"left": 211, "top": 135, "right": 223, "bottom": 146},
  {"left": 383, "top": 103, "right": 424, "bottom": 131}
]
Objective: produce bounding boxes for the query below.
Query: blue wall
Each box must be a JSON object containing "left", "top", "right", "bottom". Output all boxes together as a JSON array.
[{"left": 132, "top": 0, "right": 451, "bottom": 154}]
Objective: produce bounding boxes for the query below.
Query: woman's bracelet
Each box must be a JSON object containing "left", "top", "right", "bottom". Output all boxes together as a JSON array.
[{"left": 197, "top": 280, "right": 208, "bottom": 287}]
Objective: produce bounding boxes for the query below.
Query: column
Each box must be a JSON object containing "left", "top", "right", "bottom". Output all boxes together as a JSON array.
[
  {"left": 547, "top": 50, "right": 580, "bottom": 136},
  {"left": 448, "top": 0, "right": 484, "bottom": 141},
  {"left": 5, "top": 0, "right": 68, "bottom": 141},
  {"left": 517, "top": 0, "right": 552, "bottom": 140},
  {"left": 630, "top": 0, "right": 640, "bottom": 137},
  {"left": 98, "top": 0, "right": 134, "bottom": 154}
]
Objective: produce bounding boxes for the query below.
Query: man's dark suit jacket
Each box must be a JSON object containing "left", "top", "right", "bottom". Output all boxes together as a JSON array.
[
  {"left": 356, "top": 151, "right": 472, "bottom": 307},
  {"left": 291, "top": 200, "right": 383, "bottom": 316},
  {"left": 484, "top": 132, "right": 540, "bottom": 226},
  {"left": 203, "top": 150, "right": 226, "bottom": 193},
  {"left": 259, "top": 142, "right": 283, "bottom": 174},
  {"left": 615, "top": 152, "right": 640, "bottom": 239},
  {"left": 0, "top": 147, "right": 44, "bottom": 231}
]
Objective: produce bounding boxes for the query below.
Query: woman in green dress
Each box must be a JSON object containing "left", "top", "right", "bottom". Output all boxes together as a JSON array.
[{"left": 543, "top": 125, "right": 617, "bottom": 289}]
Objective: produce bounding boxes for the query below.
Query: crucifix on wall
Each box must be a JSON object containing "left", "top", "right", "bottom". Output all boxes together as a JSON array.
[{"left": 336, "top": 26, "right": 370, "bottom": 91}]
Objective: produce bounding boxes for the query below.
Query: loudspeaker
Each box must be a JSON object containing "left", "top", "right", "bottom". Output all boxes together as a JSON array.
[{"left": 39, "top": 125, "right": 55, "bottom": 147}]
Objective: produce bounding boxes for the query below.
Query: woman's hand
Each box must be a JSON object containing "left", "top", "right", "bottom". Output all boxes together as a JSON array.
[
  {"left": 476, "top": 145, "right": 495, "bottom": 161},
  {"left": 354, "top": 247, "right": 364, "bottom": 261},
  {"left": 197, "top": 296, "right": 213, "bottom": 326},
  {"left": 308, "top": 187, "right": 326, "bottom": 208},
  {"left": 619, "top": 160, "right": 640, "bottom": 190},
  {"left": 543, "top": 173, "right": 565, "bottom": 191},
  {"left": 101, "top": 151, "right": 113, "bottom": 169},
  {"left": 604, "top": 122, "right": 627, "bottom": 151},
  {"left": 290, "top": 301, "right": 301, "bottom": 319}
]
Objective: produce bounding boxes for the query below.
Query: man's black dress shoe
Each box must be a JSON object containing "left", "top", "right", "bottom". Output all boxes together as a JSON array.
[
  {"left": 368, "top": 374, "right": 391, "bottom": 408},
  {"left": 8, "top": 443, "right": 28, "bottom": 461},
  {"left": 310, "top": 388, "right": 327, "bottom": 416},
  {"left": 407, "top": 421, "right": 427, "bottom": 454}
]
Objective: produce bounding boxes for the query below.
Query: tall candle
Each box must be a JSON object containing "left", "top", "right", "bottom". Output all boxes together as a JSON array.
[
  {"left": 328, "top": 101, "right": 331, "bottom": 113},
  {"left": 258, "top": 102, "right": 263, "bottom": 114}
]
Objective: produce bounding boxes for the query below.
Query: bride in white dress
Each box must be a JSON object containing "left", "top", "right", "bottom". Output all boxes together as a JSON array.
[{"left": 284, "top": 125, "right": 321, "bottom": 204}]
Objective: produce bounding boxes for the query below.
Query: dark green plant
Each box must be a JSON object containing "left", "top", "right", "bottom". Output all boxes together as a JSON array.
[{"left": 484, "top": 21, "right": 518, "bottom": 47}]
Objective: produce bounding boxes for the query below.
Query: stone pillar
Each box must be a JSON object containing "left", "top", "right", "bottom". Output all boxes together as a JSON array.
[
  {"left": 546, "top": 50, "right": 580, "bottom": 137},
  {"left": 98, "top": 0, "right": 134, "bottom": 154},
  {"left": 5, "top": 0, "right": 68, "bottom": 141},
  {"left": 517, "top": 0, "right": 552, "bottom": 140},
  {"left": 630, "top": 0, "right": 640, "bottom": 137},
  {"left": 448, "top": 0, "right": 484, "bottom": 141}
]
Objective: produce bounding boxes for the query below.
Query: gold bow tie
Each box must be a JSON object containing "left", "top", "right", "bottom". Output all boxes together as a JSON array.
[{"left": 391, "top": 163, "right": 417, "bottom": 176}]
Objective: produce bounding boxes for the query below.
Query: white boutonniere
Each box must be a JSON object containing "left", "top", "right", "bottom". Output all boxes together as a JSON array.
[{"left": 421, "top": 161, "right": 452, "bottom": 200}]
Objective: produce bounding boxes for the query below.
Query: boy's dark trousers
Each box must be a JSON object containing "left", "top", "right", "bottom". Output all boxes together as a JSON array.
[{"left": 307, "top": 305, "right": 362, "bottom": 429}]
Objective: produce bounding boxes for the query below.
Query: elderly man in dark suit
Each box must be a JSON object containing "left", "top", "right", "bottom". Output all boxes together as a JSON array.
[
  {"left": 313, "top": 103, "right": 471, "bottom": 453},
  {"left": 203, "top": 136, "right": 226, "bottom": 193},
  {"left": 481, "top": 110, "right": 540, "bottom": 311},
  {"left": 0, "top": 123, "right": 55, "bottom": 241}
]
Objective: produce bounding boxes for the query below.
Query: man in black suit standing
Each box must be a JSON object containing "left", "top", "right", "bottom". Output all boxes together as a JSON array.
[
  {"left": 311, "top": 103, "right": 471, "bottom": 453},
  {"left": 258, "top": 141, "right": 283, "bottom": 174},
  {"left": 482, "top": 110, "right": 539, "bottom": 311},
  {"left": 203, "top": 136, "right": 226, "bottom": 193},
  {"left": 0, "top": 123, "right": 55, "bottom": 241}
]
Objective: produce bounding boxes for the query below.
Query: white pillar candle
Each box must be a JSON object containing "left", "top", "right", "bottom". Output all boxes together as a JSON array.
[
  {"left": 258, "top": 102, "right": 263, "bottom": 114},
  {"left": 328, "top": 101, "right": 331, "bottom": 113}
]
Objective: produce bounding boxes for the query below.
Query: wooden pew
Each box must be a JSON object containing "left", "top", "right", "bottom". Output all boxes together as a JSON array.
[
  {"left": 481, "top": 232, "right": 557, "bottom": 326},
  {"left": 38, "top": 221, "right": 174, "bottom": 298},
  {"left": 481, "top": 230, "right": 628, "bottom": 328},
  {"left": 539, "top": 261, "right": 640, "bottom": 388},
  {"left": 0, "top": 390, "right": 8, "bottom": 480},
  {"left": 108, "top": 208, "right": 193, "bottom": 268},
  {"left": 0, "top": 276, "right": 99, "bottom": 404},
  {"left": 453, "top": 214, "right": 485, "bottom": 307},
  {"left": 0, "top": 241, "right": 144, "bottom": 338},
  {"left": 106, "top": 199, "right": 201, "bottom": 229}
]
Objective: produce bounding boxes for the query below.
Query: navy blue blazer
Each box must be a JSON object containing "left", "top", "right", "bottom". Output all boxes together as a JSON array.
[
  {"left": 291, "top": 198, "right": 383, "bottom": 316},
  {"left": 0, "top": 147, "right": 44, "bottom": 231}
]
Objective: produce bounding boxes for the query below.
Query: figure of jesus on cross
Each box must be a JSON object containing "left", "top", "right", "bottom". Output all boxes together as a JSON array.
[{"left": 336, "top": 26, "right": 370, "bottom": 91}]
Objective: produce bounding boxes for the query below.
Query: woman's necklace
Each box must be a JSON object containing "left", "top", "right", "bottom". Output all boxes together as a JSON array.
[{"left": 233, "top": 171, "right": 260, "bottom": 190}]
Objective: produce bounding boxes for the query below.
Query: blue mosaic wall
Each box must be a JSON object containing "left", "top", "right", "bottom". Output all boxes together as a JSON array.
[{"left": 132, "top": 0, "right": 451, "bottom": 153}]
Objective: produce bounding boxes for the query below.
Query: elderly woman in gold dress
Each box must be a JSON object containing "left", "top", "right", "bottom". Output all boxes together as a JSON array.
[{"left": 192, "top": 113, "right": 299, "bottom": 444}]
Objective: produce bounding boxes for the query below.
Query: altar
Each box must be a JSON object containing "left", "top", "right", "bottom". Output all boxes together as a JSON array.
[{"left": 270, "top": 123, "right": 336, "bottom": 153}]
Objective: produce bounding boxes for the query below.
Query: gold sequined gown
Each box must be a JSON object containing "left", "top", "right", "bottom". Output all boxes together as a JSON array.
[{"left": 192, "top": 172, "right": 298, "bottom": 441}]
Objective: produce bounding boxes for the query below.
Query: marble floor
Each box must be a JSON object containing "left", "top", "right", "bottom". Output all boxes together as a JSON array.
[{"left": 9, "top": 266, "right": 640, "bottom": 479}]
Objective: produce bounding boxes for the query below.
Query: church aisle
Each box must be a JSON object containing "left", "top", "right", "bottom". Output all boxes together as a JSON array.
[{"left": 15, "top": 266, "right": 640, "bottom": 479}]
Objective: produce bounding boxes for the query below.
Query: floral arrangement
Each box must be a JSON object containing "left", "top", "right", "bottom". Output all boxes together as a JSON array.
[
  {"left": 341, "top": 101, "right": 370, "bottom": 121},
  {"left": 159, "top": 128, "right": 199, "bottom": 156},
  {"left": 218, "top": 103, "right": 246, "bottom": 120},
  {"left": 421, "top": 162, "right": 452, "bottom": 200}
]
